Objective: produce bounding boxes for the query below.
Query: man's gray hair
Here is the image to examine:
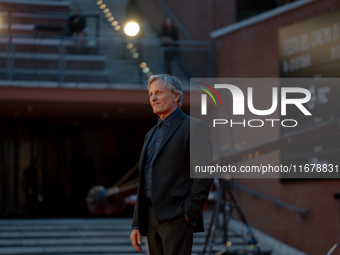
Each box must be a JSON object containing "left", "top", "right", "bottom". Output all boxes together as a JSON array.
[{"left": 147, "top": 74, "right": 183, "bottom": 107}]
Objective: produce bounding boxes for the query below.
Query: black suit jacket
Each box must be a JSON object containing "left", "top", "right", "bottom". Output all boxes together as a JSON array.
[{"left": 132, "top": 108, "right": 213, "bottom": 236}]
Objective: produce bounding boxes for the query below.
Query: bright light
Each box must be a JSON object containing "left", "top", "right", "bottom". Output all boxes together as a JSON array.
[
  {"left": 132, "top": 53, "right": 139, "bottom": 59},
  {"left": 96, "top": 0, "right": 103, "bottom": 5},
  {"left": 126, "top": 43, "right": 133, "bottom": 49},
  {"left": 143, "top": 67, "right": 150, "bottom": 74},
  {"left": 140, "top": 62, "right": 147, "bottom": 68},
  {"left": 103, "top": 8, "right": 109, "bottom": 13},
  {"left": 124, "top": 22, "right": 139, "bottom": 36},
  {"left": 111, "top": 21, "right": 118, "bottom": 26},
  {"left": 106, "top": 13, "right": 112, "bottom": 18},
  {"left": 114, "top": 25, "right": 121, "bottom": 31},
  {"left": 99, "top": 4, "right": 106, "bottom": 9},
  {"left": 108, "top": 17, "right": 114, "bottom": 22}
]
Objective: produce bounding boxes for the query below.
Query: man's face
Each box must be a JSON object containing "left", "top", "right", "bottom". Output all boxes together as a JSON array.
[{"left": 149, "top": 80, "right": 179, "bottom": 119}]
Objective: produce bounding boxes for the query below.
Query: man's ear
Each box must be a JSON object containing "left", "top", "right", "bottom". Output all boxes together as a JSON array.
[{"left": 173, "top": 92, "right": 179, "bottom": 102}]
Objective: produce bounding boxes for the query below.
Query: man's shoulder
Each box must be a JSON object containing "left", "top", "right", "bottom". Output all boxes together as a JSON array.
[
  {"left": 144, "top": 109, "right": 208, "bottom": 133},
  {"left": 182, "top": 113, "right": 209, "bottom": 130}
]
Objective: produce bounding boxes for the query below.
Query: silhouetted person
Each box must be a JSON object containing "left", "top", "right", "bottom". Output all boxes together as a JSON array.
[
  {"left": 23, "top": 159, "right": 39, "bottom": 216},
  {"left": 69, "top": 145, "right": 95, "bottom": 217},
  {"left": 65, "top": 8, "right": 87, "bottom": 52},
  {"left": 161, "top": 17, "right": 178, "bottom": 75}
]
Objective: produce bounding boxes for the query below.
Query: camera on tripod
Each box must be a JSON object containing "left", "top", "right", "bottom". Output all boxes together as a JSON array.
[{"left": 202, "top": 178, "right": 264, "bottom": 255}]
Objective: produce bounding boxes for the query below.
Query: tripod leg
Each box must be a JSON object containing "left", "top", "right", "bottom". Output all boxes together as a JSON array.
[
  {"left": 208, "top": 185, "right": 224, "bottom": 255},
  {"left": 337, "top": 201, "right": 339, "bottom": 255},
  {"left": 202, "top": 196, "right": 218, "bottom": 255},
  {"left": 226, "top": 183, "right": 262, "bottom": 255},
  {"left": 222, "top": 199, "right": 227, "bottom": 244},
  {"left": 326, "top": 199, "right": 340, "bottom": 255},
  {"left": 201, "top": 185, "right": 224, "bottom": 255}
]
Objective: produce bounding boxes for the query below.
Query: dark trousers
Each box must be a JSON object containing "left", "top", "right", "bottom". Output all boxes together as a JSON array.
[{"left": 146, "top": 204, "right": 194, "bottom": 255}]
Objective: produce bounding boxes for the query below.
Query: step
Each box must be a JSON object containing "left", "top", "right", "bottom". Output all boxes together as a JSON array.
[
  {"left": 0, "top": 52, "right": 106, "bottom": 61},
  {"left": 0, "top": 24, "right": 35, "bottom": 35},
  {"left": 4, "top": 61, "right": 105, "bottom": 71},
  {"left": 0, "top": 69, "right": 109, "bottom": 81},
  {"left": 0, "top": 18, "right": 65, "bottom": 37},
  {"left": 12, "top": 44, "right": 98, "bottom": 55},
  {"left": 0, "top": 80, "right": 115, "bottom": 88},
  {"left": 0, "top": 229, "right": 238, "bottom": 238},
  {"left": 9, "top": 12, "right": 67, "bottom": 27},
  {"left": 6, "top": 69, "right": 108, "bottom": 76},
  {"left": 0, "top": 37, "right": 97, "bottom": 47},
  {"left": 0, "top": 218, "right": 135, "bottom": 225},
  {"left": 0, "top": 245, "right": 146, "bottom": 254},
  {"left": 0, "top": 0, "right": 70, "bottom": 14},
  {"left": 0, "top": 244, "right": 270, "bottom": 254},
  {"left": 0, "top": 236, "right": 245, "bottom": 246}
]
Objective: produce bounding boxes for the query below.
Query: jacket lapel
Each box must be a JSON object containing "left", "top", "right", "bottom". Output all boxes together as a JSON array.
[{"left": 156, "top": 109, "right": 185, "bottom": 155}]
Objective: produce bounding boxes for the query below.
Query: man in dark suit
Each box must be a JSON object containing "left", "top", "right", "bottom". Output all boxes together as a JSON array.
[{"left": 130, "top": 74, "right": 213, "bottom": 255}]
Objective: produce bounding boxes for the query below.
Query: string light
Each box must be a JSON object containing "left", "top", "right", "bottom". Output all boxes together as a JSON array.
[
  {"left": 124, "top": 22, "right": 139, "bottom": 36},
  {"left": 97, "top": 1, "right": 152, "bottom": 77}
]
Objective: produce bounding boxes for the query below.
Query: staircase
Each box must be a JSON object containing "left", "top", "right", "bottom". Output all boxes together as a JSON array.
[
  {"left": 0, "top": 211, "right": 272, "bottom": 255},
  {"left": 70, "top": 0, "right": 191, "bottom": 86},
  {"left": 0, "top": 0, "right": 112, "bottom": 83},
  {"left": 0, "top": 0, "right": 194, "bottom": 86}
]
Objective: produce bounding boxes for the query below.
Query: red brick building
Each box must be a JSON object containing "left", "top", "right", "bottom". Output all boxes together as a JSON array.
[{"left": 211, "top": 0, "right": 340, "bottom": 254}]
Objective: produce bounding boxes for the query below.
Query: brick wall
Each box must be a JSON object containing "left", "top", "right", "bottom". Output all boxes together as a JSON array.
[
  {"left": 214, "top": 0, "right": 340, "bottom": 77},
  {"left": 214, "top": 1, "right": 340, "bottom": 254},
  {"left": 236, "top": 178, "right": 340, "bottom": 255}
]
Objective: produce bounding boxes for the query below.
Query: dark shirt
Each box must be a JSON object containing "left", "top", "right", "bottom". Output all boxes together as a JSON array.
[{"left": 144, "top": 107, "right": 180, "bottom": 199}]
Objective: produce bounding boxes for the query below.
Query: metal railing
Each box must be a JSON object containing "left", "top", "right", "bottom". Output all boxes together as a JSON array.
[
  {"left": 233, "top": 182, "right": 309, "bottom": 219},
  {"left": 1, "top": 34, "right": 213, "bottom": 85},
  {"left": 3, "top": 12, "right": 101, "bottom": 52}
]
